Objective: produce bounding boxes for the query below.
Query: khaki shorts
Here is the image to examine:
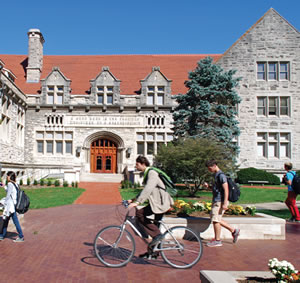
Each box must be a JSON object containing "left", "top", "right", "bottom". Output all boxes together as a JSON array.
[{"left": 210, "top": 202, "right": 225, "bottom": 223}]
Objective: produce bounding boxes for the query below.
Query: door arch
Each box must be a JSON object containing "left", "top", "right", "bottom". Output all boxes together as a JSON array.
[{"left": 90, "top": 139, "right": 117, "bottom": 173}]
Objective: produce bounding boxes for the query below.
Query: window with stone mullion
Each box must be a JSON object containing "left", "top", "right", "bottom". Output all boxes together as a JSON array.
[
  {"left": 47, "top": 85, "right": 64, "bottom": 105},
  {"left": 97, "top": 86, "right": 114, "bottom": 105},
  {"left": 147, "top": 86, "right": 165, "bottom": 105}
]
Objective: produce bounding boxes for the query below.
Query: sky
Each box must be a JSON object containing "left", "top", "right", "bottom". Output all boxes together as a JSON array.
[{"left": 1, "top": 0, "right": 300, "bottom": 56}]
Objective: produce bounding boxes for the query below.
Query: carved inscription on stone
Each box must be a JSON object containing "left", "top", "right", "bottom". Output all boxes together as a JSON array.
[{"left": 65, "top": 115, "right": 143, "bottom": 127}]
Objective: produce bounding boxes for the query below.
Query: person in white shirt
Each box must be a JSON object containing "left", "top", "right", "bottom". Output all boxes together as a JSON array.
[{"left": 0, "top": 171, "right": 24, "bottom": 242}]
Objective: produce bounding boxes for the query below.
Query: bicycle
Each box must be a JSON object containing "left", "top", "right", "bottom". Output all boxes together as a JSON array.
[{"left": 94, "top": 200, "right": 203, "bottom": 269}]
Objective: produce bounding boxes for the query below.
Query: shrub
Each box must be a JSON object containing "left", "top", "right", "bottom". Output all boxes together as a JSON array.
[
  {"left": 27, "top": 178, "right": 31, "bottom": 186},
  {"left": 40, "top": 179, "right": 45, "bottom": 186},
  {"left": 71, "top": 182, "right": 75, "bottom": 187},
  {"left": 236, "top": 167, "right": 280, "bottom": 185},
  {"left": 33, "top": 179, "right": 38, "bottom": 185},
  {"left": 63, "top": 181, "right": 68, "bottom": 187},
  {"left": 121, "top": 180, "right": 133, "bottom": 189},
  {"left": 133, "top": 182, "right": 140, "bottom": 189},
  {"left": 47, "top": 179, "right": 52, "bottom": 186},
  {"left": 19, "top": 179, "right": 23, "bottom": 186},
  {"left": 54, "top": 180, "right": 60, "bottom": 187},
  {"left": 75, "top": 181, "right": 78, "bottom": 188}
]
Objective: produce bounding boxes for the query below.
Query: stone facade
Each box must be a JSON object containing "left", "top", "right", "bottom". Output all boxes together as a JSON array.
[
  {"left": 218, "top": 9, "right": 300, "bottom": 172},
  {"left": 0, "top": 9, "right": 299, "bottom": 183},
  {"left": 0, "top": 61, "right": 27, "bottom": 179}
]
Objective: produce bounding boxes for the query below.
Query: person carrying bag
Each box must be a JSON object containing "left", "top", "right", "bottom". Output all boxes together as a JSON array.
[{"left": 0, "top": 171, "right": 24, "bottom": 242}]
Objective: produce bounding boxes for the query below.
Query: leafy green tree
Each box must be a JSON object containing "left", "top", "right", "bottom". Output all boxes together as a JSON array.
[
  {"left": 154, "top": 138, "right": 236, "bottom": 196},
  {"left": 173, "top": 57, "right": 241, "bottom": 155}
]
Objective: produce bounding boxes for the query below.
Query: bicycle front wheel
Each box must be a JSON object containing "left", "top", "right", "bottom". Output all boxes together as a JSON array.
[
  {"left": 94, "top": 225, "right": 135, "bottom": 267},
  {"left": 160, "top": 226, "right": 203, "bottom": 269}
]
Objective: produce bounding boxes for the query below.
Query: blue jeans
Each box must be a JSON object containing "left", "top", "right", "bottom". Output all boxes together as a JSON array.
[{"left": 0, "top": 212, "right": 24, "bottom": 239}]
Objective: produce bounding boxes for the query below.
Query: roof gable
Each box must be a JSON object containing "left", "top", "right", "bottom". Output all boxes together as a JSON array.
[
  {"left": 218, "top": 8, "right": 300, "bottom": 62},
  {"left": 141, "top": 66, "right": 172, "bottom": 85},
  {"left": 90, "top": 66, "right": 121, "bottom": 85},
  {"left": 41, "top": 66, "right": 71, "bottom": 85}
]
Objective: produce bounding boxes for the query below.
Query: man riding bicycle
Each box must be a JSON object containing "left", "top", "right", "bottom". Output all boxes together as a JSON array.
[{"left": 128, "top": 155, "right": 174, "bottom": 259}]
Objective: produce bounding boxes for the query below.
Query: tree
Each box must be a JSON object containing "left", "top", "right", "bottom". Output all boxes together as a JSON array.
[
  {"left": 172, "top": 57, "right": 241, "bottom": 155},
  {"left": 154, "top": 138, "right": 236, "bottom": 197}
]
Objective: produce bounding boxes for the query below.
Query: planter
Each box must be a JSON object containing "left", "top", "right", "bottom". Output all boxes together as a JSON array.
[
  {"left": 200, "top": 271, "right": 276, "bottom": 283},
  {"left": 162, "top": 213, "right": 285, "bottom": 240}
]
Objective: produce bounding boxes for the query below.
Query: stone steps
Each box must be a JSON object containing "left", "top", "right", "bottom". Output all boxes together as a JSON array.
[{"left": 79, "top": 173, "right": 123, "bottom": 183}]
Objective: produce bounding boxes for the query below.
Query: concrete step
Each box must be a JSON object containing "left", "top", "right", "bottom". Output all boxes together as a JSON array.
[{"left": 79, "top": 173, "right": 123, "bottom": 183}]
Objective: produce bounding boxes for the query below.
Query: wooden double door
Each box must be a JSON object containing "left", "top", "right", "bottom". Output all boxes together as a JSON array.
[{"left": 90, "top": 139, "right": 117, "bottom": 173}]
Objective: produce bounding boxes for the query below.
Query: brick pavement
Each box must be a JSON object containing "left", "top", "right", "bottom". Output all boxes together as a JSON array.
[
  {"left": 0, "top": 204, "right": 299, "bottom": 282},
  {"left": 0, "top": 182, "right": 299, "bottom": 282},
  {"left": 75, "top": 182, "right": 122, "bottom": 204}
]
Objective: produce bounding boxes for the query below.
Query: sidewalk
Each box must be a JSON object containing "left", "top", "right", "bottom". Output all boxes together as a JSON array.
[
  {"left": 0, "top": 183, "right": 299, "bottom": 282},
  {"left": 243, "top": 201, "right": 300, "bottom": 210},
  {"left": 75, "top": 182, "right": 122, "bottom": 204},
  {"left": 0, "top": 204, "right": 299, "bottom": 282}
]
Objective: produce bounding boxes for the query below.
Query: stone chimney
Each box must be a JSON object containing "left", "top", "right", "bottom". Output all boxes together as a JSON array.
[{"left": 26, "top": 29, "right": 45, "bottom": 83}]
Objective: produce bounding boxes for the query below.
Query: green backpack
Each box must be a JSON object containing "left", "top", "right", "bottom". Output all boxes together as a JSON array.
[{"left": 144, "top": 167, "right": 178, "bottom": 197}]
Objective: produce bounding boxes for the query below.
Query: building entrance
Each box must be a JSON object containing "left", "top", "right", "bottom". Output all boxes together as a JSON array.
[{"left": 90, "top": 139, "right": 117, "bottom": 173}]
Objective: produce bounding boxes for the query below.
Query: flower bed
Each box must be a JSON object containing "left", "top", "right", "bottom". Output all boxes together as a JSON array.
[
  {"left": 268, "top": 258, "right": 300, "bottom": 282},
  {"left": 168, "top": 199, "right": 257, "bottom": 217}
]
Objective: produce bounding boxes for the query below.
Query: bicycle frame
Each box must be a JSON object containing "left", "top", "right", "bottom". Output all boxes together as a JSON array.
[
  {"left": 152, "top": 221, "right": 184, "bottom": 253},
  {"left": 113, "top": 210, "right": 145, "bottom": 247},
  {"left": 120, "top": 201, "right": 184, "bottom": 252}
]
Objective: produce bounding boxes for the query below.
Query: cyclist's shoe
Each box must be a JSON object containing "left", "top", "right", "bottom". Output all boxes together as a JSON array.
[
  {"left": 139, "top": 251, "right": 159, "bottom": 260},
  {"left": 139, "top": 252, "right": 150, "bottom": 259},
  {"left": 148, "top": 234, "right": 163, "bottom": 247}
]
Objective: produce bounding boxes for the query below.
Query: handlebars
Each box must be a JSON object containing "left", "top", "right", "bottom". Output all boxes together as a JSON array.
[{"left": 122, "top": 200, "right": 130, "bottom": 208}]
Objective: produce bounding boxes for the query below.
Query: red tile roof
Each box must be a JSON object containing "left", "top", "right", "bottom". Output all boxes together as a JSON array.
[{"left": 0, "top": 54, "right": 222, "bottom": 95}]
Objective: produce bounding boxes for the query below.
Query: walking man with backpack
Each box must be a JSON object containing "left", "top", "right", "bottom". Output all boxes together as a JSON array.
[
  {"left": 204, "top": 160, "right": 240, "bottom": 247},
  {"left": 0, "top": 171, "right": 24, "bottom": 242},
  {"left": 283, "top": 162, "right": 300, "bottom": 223},
  {"left": 128, "top": 155, "right": 174, "bottom": 259}
]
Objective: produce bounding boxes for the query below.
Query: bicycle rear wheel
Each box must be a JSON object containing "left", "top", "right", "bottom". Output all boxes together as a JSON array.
[
  {"left": 160, "top": 226, "right": 202, "bottom": 269},
  {"left": 94, "top": 225, "right": 135, "bottom": 267}
]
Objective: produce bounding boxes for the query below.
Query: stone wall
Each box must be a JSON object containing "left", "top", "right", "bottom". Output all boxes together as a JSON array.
[{"left": 218, "top": 9, "right": 300, "bottom": 171}]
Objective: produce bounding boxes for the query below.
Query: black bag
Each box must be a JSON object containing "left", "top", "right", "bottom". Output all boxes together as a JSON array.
[
  {"left": 227, "top": 177, "right": 241, "bottom": 202},
  {"left": 0, "top": 217, "right": 4, "bottom": 234},
  {"left": 291, "top": 172, "right": 300, "bottom": 195},
  {"left": 12, "top": 183, "right": 30, "bottom": 214},
  {"left": 219, "top": 174, "right": 241, "bottom": 202}
]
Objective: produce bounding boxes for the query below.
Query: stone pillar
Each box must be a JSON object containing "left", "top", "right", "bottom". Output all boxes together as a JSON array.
[{"left": 26, "top": 29, "right": 45, "bottom": 83}]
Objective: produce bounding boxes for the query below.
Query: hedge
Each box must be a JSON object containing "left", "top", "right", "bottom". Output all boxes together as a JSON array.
[{"left": 236, "top": 167, "right": 280, "bottom": 185}]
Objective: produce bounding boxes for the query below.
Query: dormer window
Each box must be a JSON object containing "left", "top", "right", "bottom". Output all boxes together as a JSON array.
[
  {"left": 147, "top": 86, "right": 165, "bottom": 105},
  {"left": 47, "top": 85, "right": 64, "bottom": 104},
  {"left": 97, "top": 86, "right": 114, "bottom": 105}
]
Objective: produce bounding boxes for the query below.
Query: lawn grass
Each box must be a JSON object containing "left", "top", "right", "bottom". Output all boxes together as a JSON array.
[
  {"left": 236, "top": 187, "right": 287, "bottom": 204},
  {"left": 119, "top": 185, "right": 300, "bottom": 220},
  {"left": 258, "top": 209, "right": 291, "bottom": 219},
  {"left": 119, "top": 186, "right": 290, "bottom": 204},
  {"left": 119, "top": 188, "right": 142, "bottom": 200},
  {"left": 0, "top": 187, "right": 85, "bottom": 209}
]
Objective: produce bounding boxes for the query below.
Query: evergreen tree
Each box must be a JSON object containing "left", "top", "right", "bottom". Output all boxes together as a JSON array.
[{"left": 172, "top": 57, "right": 241, "bottom": 154}]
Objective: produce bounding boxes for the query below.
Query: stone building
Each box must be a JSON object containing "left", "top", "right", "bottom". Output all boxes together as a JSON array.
[{"left": 0, "top": 8, "right": 299, "bottom": 183}]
